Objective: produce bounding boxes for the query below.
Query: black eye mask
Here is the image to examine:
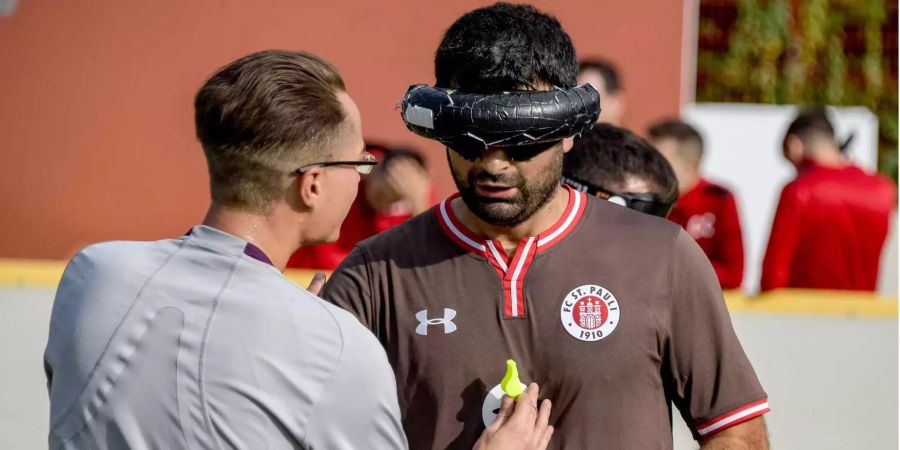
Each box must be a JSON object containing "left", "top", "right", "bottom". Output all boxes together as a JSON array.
[
  {"left": 400, "top": 84, "right": 601, "bottom": 161},
  {"left": 562, "top": 176, "right": 675, "bottom": 218}
]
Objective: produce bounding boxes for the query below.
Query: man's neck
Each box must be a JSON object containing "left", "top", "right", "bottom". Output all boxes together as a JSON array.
[
  {"left": 201, "top": 204, "right": 297, "bottom": 271},
  {"left": 452, "top": 186, "right": 570, "bottom": 257},
  {"left": 807, "top": 150, "right": 845, "bottom": 169}
]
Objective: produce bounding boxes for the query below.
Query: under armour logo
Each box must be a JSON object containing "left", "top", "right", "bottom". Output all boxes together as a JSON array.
[{"left": 415, "top": 308, "right": 457, "bottom": 335}]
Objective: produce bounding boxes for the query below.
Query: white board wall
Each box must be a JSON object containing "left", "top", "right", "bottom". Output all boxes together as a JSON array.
[{"left": 681, "top": 103, "right": 885, "bottom": 294}]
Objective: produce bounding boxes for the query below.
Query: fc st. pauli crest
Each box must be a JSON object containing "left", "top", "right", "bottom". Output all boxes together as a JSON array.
[{"left": 560, "top": 284, "right": 620, "bottom": 341}]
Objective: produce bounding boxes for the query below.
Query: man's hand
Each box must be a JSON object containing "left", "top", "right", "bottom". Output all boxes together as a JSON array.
[
  {"left": 384, "top": 158, "right": 431, "bottom": 215},
  {"left": 699, "top": 416, "right": 768, "bottom": 450},
  {"left": 306, "top": 271, "right": 327, "bottom": 296},
  {"left": 474, "top": 383, "right": 554, "bottom": 450}
]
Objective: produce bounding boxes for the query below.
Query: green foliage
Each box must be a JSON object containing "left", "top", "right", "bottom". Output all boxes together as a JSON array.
[{"left": 697, "top": 0, "right": 898, "bottom": 182}]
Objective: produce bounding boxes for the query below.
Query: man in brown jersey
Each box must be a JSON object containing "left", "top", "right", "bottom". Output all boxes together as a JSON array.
[{"left": 323, "top": 3, "right": 770, "bottom": 449}]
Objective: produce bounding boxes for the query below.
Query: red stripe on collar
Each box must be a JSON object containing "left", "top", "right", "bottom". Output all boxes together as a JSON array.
[
  {"left": 434, "top": 186, "right": 586, "bottom": 319},
  {"left": 536, "top": 185, "right": 586, "bottom": 250},
  {"left": 435, "top": 185, "right": 586, "bottom": 255}
]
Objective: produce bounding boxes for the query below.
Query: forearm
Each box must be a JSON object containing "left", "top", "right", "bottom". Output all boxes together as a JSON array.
[{"left": 699, "top": 417, "right": 768, "bottom": 450}]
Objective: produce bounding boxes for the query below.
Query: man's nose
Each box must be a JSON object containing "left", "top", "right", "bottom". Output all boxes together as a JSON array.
[{"left": 478, "top": 148, "right": 512, "bottom": 173}]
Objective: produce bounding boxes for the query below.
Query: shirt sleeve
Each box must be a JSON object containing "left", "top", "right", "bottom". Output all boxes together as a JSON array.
[
  {"left": 303, "top": 309, "right": 407, "bottom": 450},
  {"left": 664, "top": 230, "right": 769, "bottom": 440},
  {"left": 761, "top": 184, "right": 803, "bottom": 292},
  {"left": 322, "top": 245, "right": 379, "bottom": 333},
  {"left": 710, "top": 192, "right": 745, "bottom": 290}
]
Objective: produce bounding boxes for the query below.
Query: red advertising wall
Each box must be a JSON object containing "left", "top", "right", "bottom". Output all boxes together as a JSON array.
[{"left": 0, "top": 0, "right": 687, "bottom": 259}]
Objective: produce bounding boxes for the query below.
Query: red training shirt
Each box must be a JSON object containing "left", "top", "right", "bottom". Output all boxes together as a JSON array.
[
  {"left": 286, "top": 189, "right": 415, "bottom": 270},
  {"left": 761, "top": 161, "right": 896, "bottom": 292},
  {"left": 668, "top": 178, "right": 745, "bottom": 289}
]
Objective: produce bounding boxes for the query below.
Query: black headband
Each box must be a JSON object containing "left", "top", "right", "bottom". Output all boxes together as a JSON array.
[
  {"left": 400, "top": 84, "right": 601, "bottom": 155},
  {"left": 562, "top": 176, "right": 674, "bottom": 218}
]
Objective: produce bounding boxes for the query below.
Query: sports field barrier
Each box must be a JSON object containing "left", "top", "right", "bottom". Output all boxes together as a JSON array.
[
  {"left": 0, "top": 258, "right": 896, "bottom": 449},
  {"left": 2, "top": 258, "right": 895, "bottom": 317}
]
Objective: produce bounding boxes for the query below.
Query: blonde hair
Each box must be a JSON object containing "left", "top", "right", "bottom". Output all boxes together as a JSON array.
[{"left": 194, "top": 50, "right": 347, "bottom": 213}]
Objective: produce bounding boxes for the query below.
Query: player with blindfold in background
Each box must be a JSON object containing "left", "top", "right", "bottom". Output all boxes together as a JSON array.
[{"left": 562, "top": 123, "right": 678, "bottom": 218}]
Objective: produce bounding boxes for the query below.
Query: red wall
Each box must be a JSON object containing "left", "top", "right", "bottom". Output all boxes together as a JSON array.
[{"left": 0, "top": 0, "right": 686, "bottom": 259}]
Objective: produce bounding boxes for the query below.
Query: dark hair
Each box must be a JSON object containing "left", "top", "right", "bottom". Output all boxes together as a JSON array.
[
  {"left": 784, "top": 107, "right": 835, "bottom": 143},
  {"left": 434, "top": 2, "right": 577, "bottom": 92},
  {"left": 564, "top": 124, "right": 678, "bottom": 205},
  {"left": 195, "top": 50, "right": 347, "bottom": 212},
  {"left": 647, "top": 119, "right": 704, "bottom": 162},
  {"left": 578, "top": 58, "right": 621, "bottom": 93}
]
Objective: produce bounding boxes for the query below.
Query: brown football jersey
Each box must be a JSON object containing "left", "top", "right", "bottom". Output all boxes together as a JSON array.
[{"left": 323, "top": 187, "right": 768, "bottom": 449}]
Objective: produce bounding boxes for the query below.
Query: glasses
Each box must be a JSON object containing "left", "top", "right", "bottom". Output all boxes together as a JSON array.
[
  {"left": 562, "top": 176, "right": 674, "bottom": 218},
  {"left": 448, "top": 140, "right": 560, "bottom": 162},
  {"left": 294, "top": 151, "right": 378, "bottom": 175}
]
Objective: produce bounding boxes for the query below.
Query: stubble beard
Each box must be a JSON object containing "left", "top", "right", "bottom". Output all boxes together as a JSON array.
[{"left": 450, "top": 149, "right": 563, "bottom": 227}]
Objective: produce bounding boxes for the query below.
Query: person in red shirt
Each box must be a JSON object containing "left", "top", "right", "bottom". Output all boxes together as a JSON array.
[
  {"left": 287, "top": 145, "right": 433, "bottom": 270},
  {"left": 577, "top": 59, "right": 626, "bottom": 126},
  {"left": 650, "top": 119, "right": 745, "bottom": 289},
  {"left": 760, "top": 108, "right": 896, "bottom": 292}
]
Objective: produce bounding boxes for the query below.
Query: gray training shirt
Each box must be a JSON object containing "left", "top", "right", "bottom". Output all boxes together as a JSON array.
[{"left": 44, "top": 225, "right": 406, "bottom": 449}]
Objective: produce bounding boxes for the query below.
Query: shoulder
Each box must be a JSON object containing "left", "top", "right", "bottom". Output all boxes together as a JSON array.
[
  {"left": 581, "top": 197, "right": 708, "bottom": 273},
  {"left": 586, "top": 195, "right": 680, "bottom": 231},
  {"left": 223, "top": 271, "right": 370, "bottom": 363},
  {"left": 778, "top": 175, "right": 808, "bottom": 200},
  {"left": 581, "top": 196, "right": 682, "bottom": 248},
  {"left": 870, "top": 171, "right": 896, "bottom": 194},
  {"left": 278, "top": 286, "right": 393, "bottom": 402},
  {"left": 700, "top": 180, "right": 735, "bottom": 199},
  {"left": 61, "top": 238, "right": 183, "bottom": 288},
  {"left": 73, "top": 239, "right": 178, "bottom": 267},
  {"left": 575, "top": 199, "right": 715, "bottom": 303},
  {"left": 327, "top": 304, "right": 388, "bottom": 361},
  {"left": 301, "top": 300, "right": 403, "bottom": 448},
  {"left": 238, "top": 270, "right": 348, "bottom": 329},
  {"left": 867, "top": 172, "right": 897, "bottom": 208}
]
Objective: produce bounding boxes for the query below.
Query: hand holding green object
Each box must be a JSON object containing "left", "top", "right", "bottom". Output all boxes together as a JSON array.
[{"left": 500, "top": 359, "right": 524, "bottom": 399}]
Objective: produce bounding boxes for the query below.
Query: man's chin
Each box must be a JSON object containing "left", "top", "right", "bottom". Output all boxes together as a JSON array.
[
  {"left": 300, "top": 228, "right": 341, "bottom": 248},
  {"left": 468, "top": 201, "right": 527, "bottom": 226}
]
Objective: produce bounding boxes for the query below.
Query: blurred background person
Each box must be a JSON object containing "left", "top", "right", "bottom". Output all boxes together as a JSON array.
[
  {"left": 563, "top": 123, "right": 677, "bottom": 218},
  {"left": 761, "top": 108, "right": 897, "bottom": 292},
  {"left": 650, "top": 119, "right": 746, "bottom": 290},
  {"left": 577, "top": 58, "right": 625, "bottom": 126},
  {"left": 287, "top": 144, "right": 433, "bottom": 270}
]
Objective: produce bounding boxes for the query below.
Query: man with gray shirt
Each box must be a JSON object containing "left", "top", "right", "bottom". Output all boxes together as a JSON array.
[{"left": 44, "top": 50, "right": 550, "bottom": 449}]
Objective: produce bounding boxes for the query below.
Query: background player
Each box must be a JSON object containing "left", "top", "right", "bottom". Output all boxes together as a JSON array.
[
  {"left": 563, "top": 123, "right": 678, "bottom": 218},
  {"left": 650, "top": 119, "right": 746, "bottom": 289},
  {"left": 577, "top": 58, "right": 625, "bottom": 126},
  {"left": 761, "top": 107, "right": 896, "bottom": 292}
]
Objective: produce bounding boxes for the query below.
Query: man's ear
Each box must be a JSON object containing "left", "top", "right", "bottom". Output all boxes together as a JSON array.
[
  {"left": 783, "top": 135, "right": 804, "bottom": 165},
  {"left": 562, "top": 137, "right": 575, "bottom": 153},
  {"left": 296, "top": 169, "right": 322, "bottom": 208}
]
